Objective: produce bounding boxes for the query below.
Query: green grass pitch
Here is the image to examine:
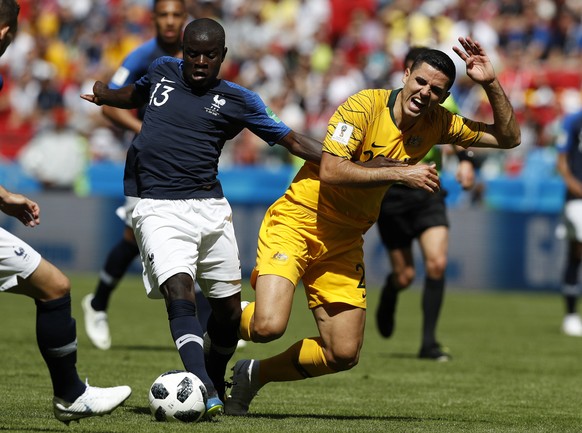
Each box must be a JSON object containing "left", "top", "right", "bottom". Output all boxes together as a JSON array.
[{"left": 0, "top": 273, "right": 581, "bottom": 432}]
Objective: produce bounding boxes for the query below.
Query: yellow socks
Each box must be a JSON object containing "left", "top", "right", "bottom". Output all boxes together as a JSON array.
[
  {"left": 239, "top": 304, "right": 337, "bottom": 385},
  {"left": 259, "top": 337, "right": 336, "bottom": 384},
  {"left": 239, "top": 301, "right": 255, "bottom": 341}
]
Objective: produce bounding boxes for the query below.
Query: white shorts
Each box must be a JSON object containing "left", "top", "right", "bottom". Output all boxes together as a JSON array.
[
  {"left": 0, "top": 227, "right": 42, "bottom": 292},
  {"left": 563, "top": 200, "right": 582, "bottom": 242},
  {"left": 132, "top": 198, "right": 242, "bottom": 300},
  {"left": 116, "top": 196, "right": 140, "bottom": 227}
]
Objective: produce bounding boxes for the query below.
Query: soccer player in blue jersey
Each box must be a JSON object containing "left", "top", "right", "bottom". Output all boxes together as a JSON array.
[
  {"left": 0, "top": 0, "right": 131, "bottom": 424},
  {"left": 82, "top": 0, "right": 189, "bottom": 351},
  {"left": 81, "top": 18, "right": 322, "bottom": 418},
  {"left": 556, "top": 109, "right": 582, "bottom": 336}
]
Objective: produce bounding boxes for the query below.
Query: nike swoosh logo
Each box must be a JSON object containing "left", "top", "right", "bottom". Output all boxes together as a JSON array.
[
  {"left": 161, "top": 77, "right": 175, "bottom": 83},
  {"left": 371, "top": 142, "right": 382, "bottom": 148},
  {"left": 175, "top": 334, "right": 203, "bottom": 349}
]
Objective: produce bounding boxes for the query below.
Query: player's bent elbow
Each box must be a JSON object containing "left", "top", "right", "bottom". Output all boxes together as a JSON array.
[
  {"left": 501, "top": 136, "right": 521, "bottom": 149},
  {"left": 319, "top": 166, "right": 341, "bottom": 185},
  {"left": 319, "top": 153, "right": 348, "bottom": 185},
  {"left": 498, "top": 129, "right": 521, "bottom": 150}
]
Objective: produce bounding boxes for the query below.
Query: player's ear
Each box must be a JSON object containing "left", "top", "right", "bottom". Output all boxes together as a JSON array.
[
  {"left": 401, "top": 67, "right": 410, "bottom": 86},
  {"left": 0, "top": 25, "right": 9, "bottom": 40},
  {"left": 222, "top": 46, "right": 228, "bottom": 61}
]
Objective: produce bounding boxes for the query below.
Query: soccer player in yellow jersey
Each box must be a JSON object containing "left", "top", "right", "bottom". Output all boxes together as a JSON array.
[{"left": 225, "top": 37, "right": 521, "bottom": 415}]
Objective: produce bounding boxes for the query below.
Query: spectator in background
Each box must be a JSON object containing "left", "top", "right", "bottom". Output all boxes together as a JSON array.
[
  {"left": 18, "top": 106, "right": 88, "bottom": 191},
  {"left": 555, "top": 108, "right": 582, "bottom": 337}
]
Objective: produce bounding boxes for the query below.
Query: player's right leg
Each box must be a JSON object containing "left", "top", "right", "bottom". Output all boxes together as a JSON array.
[{"left": 417, "top": 225, "right": 451, "bottom": 360}]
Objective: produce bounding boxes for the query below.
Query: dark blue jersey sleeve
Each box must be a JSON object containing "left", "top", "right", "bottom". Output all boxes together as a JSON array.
[{"left": 225, "top": 81, "right": 291, "bottom": 146}]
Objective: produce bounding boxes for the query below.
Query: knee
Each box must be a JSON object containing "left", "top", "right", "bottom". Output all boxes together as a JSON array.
[
  {"left": 326, "top": 346, "right": 360, "bottom": 372},
  {"left": 425, "top": 257, "right": 447, "bottom": 279},
  {"left": 40, "top": 271, "right": 70, "bottom": 301},
  {"left": 161, "top": 273, "right": 194, "bottom": 302},
  {"left": 52, "top": 273, "right": 70, "bottom": 299},
  {"left": 251, "top": 319, "right": 286, "bottom": 343}
]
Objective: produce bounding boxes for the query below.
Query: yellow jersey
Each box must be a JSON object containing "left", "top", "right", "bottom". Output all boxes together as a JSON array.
[{"left": 284, "top": 88, "right": 486, "bottom": 233}]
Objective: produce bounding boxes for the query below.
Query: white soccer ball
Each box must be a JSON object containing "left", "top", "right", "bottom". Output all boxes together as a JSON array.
[{"left": 148, "top": 370, "right": 208, "bottom": 422}]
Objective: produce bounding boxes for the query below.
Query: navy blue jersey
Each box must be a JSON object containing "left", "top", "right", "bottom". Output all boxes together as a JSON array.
[
  {"left": 556, "top": 110, "right": 582, "bottom": 202},
  {"left": 109, "top": 38, "right": 171, "bottom": 120},
  {"left": 124, "top": 56, "right": 291, "bottom": 199}
]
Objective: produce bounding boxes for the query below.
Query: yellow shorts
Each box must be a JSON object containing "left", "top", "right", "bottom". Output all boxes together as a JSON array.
[{"left": 253, "top": 197, "right": 367, "bottom": 310}]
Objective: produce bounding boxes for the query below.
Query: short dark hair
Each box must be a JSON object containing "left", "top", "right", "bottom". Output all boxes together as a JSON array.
[
  {"left": 153, "top": 0, "right": 185, "bottom": 8},
  {"left": 0, "top": 0, "right": 19, "bottom": 28},
  {"left": 410, "top": 49, "right": 456, "bottom": 90},
  {"left": 404, "top": 46, "right": 430, "bottom": 69},
  {"left": 183, "top": 18, "right": 225, "bottom": 47}
]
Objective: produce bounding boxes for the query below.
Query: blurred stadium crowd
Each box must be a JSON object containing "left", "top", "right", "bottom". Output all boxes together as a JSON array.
[{"left": 0, "top": 0, "right": 581, "bottom": 197}]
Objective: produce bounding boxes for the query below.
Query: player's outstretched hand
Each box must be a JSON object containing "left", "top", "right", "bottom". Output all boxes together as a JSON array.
[
  {"left": 80, "top": 81, "right": 109, "bottom": 106},
  {"left": 453, "top": 36, "right": 496, "bottom": 85},
  {"left": 0, "top": 188, "right": 40, "bottom": 227},
  {"left": 400, "top": 163, "right": 440, "bottom": 193}
]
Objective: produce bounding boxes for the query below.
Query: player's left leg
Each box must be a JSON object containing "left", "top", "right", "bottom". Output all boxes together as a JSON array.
[
  {"left": 202, "top": 285, "right": 242, "bottom": 400},
  {"left": 84, "top": 197, "right": 142, "bottom": 350},
  {"left": 11, "top": 258, "right": 132, "bottom": 422},
  {"left": 11, "top": 258, "right": 87, "bottom": 402},
  {"left": 378, "top": 247, "right": 415, "bottom": 337},
  {"left": 258, "top": 302, "right": 365, "bottom": 382},
  {"left": 418, "top": 225, "right": 450, "bottom": 360}
]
